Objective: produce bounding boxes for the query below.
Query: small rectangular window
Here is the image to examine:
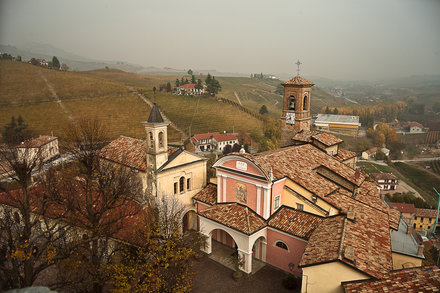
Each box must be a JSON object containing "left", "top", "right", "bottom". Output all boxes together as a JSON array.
[
  {"left": 174, "top": 182, "right": 178, "bottom": 195},
  {"left": 274, "top": 195, "right": 281, "bottom": 211},
  {"left": 187, "top": 178, "right": 191, "bottom": 190},
  {"left": 296, "top": 203, "right": 304, "bottom": 211}
]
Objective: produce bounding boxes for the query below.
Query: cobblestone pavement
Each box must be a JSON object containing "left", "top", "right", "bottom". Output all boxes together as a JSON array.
[{"left": 192, "top": 256, "right": 299, "bottom": 293}]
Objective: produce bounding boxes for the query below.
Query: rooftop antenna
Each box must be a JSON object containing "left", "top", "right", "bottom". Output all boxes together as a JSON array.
[{"left": 295, "top": 60, "right": 302, "bottom": 76}]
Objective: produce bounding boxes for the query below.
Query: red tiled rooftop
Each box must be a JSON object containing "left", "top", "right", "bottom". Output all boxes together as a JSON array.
[
  {"left": 415, "top": 208, "right": 437, "bottom": 218},
  {"left": 99, "top": 136, "right": 179, "bottom": 171},
  {"left": 291, "top": 130, "right": 318, "bottom": 143},
  {"left": 198, "top": 203, "right": 266, "bottom": 235},
  {"left": 193, "top": 184, "right": 217, "bottom": 205},
  {"left": 268, "top": 207, "right": 323, "bottom": 240},
  {"left": 343, "top": 266, "right": 440, "bottom": 293},
  {"left": 281, "top": 75, "right": 315, "bottom": 86},
  {"left": 238, "top": 144, "right": 364, "bottom": 198},
  {"left": 388, "top": 202, "right": 416, "bottom": 214},
  {"left": 18, "top": 135, "right": 57, "bottom": 148},
  {"left": 406, "top": 121, "right": 424, "bottom": 129},
  {"left": 312, "top": 132, "right": 343, "bottom": 146},
  {"left": 300, "top": 202, "right": 393, "bottom": 279},
  {"left": 193, "top": 132, "right": 237, "bottom": 142},
  {"left": 370, "top": 172, "right": 398, "bottom": 181},
  {"left": 177, "top": 83, "right": 195, "bottom": 89},
  {"left": 334, "top": 149, "right": 357, "bottom": 162}
]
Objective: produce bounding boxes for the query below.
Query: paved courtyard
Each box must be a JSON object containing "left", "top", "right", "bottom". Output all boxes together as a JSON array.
[{"left": 192, "top": 256, "right": 300, "bottom": 293}]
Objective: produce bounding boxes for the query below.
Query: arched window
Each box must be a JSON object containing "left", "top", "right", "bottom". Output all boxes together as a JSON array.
[
  {"left": 149, "top": 132, "right": 154, "bottom": 147},
  {"left": 159, "top": 132, "right": 164, "bottom": 148},
  {"left": 179, "top": 176, "right": 185, "bottom": 193},
  {"left": 303, "top": 95, "right": 308, "bottom": 110},
  {"left": 288, "top": 96, "right": 295, "bottom": 110},
  {"left": 275, "top": 240, "right": 289, "bottom": 251}
]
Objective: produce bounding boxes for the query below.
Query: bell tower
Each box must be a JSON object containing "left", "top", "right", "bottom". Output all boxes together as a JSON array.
[
  {"left": 280, "top": 72, "right": 314, "bottom": 147},
  {"left": 142, "top": 103, "right": 170, "bottom": 197}
]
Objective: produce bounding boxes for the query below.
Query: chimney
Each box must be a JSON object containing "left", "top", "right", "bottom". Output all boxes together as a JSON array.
[
  {"left": 354, "top": 170, "right": 360, "bottom": 180},
  {"left": 347, "top": 206, "right": 356, "bottom": 221},
  {"left": 344, "top": 245, "right": 355, "bottom": 262},
  {"left": 417, "top": 244, "right": 424, "bottom": 256}
]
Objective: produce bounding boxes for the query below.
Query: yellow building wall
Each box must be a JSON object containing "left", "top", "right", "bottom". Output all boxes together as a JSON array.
[
  {"left": 392, "top": 252, "right": 423, "bottom": 270},
  {"left": 282, "top": 179, "right": 338, "bottom": 217},
  {"left": 301, "top": 262, "right": 369, "bottom": 293},
  {"left": 413, "top": 216, "right": 436, "bottom": 232}
]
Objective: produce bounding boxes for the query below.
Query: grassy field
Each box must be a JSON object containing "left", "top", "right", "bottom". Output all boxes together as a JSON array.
[{"left": 358, "top": 162, "right": 393, "bottom": 173}]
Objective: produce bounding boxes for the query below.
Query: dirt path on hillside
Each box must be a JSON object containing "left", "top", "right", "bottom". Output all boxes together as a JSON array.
[
  {"left": 234, "top": 91, "right": 243, "bottom": 106},
  {"left": 127, "top": 86, "right": 188, "bottom": 139},
  {"left": 38, "top": 71, "right": 77, "bottom": 127}
]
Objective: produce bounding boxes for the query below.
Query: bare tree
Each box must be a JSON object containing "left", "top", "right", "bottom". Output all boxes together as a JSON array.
[
  {"left": 52, "top": 118, "right": 143, "bottom": 293},
  {"left": 0, "top": 145, "right": 73, "bottom": 290}
]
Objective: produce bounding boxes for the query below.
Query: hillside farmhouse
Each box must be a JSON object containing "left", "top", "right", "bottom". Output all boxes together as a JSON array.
[
  {"left": 99, "top": 104, "right": 207, "bottom": 230},
  {"left": 370, "top": 172, "right": 398, "bottom": 191},
  {"left": 174, "top": 83, "right": 205, "bottom": 96},
  {"left": 404, "top": 121, "right": 425, "bottom": 133},
  {"left": 16, "top": 135, "right": 59, "bottom": 164},
  {"left": 193, "top": 75, "right": 425, "bottom": 293},
  {"left": 191, "top": 132, "right": 239, "bottom": 153}
]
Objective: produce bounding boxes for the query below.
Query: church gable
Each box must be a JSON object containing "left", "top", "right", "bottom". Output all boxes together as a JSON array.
[
  {"left": 157, "top": 150, "right": 205, "bottom": 172},
  {"left": 214, "top": 156, "right": 267, "bottom": 180}
]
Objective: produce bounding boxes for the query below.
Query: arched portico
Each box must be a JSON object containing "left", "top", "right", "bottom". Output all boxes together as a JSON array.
[
  {"left": 182, "top": 207, "right": 197, "bottom": 231},
  {"left": 199, "top": 215, "right": 266, "bottom": 274}
]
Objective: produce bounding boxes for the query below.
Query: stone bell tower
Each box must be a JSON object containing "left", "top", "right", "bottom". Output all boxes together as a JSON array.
[
  {"left": 142, "top": 103, "right": 170, "bottom": 197},
  {"left": 280, "top": 74, "right": 314, "bottom": 147}
]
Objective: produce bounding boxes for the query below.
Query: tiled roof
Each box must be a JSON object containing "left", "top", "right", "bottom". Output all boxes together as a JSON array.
[
  {"left": 198, "top": 203, "right": 266, "bottom": 235},
  {"left": 238, "top": 144, "right": 364, "bottom": 198},
  {"left": 406, "top": 121, "right": 424, "bottom": 129},
  {"left": 388, "top": 202, "right": 416, "bottom": 214},
  {"left": 192, "top": 132, "right": 237, "bottom": 143},
  {"left": 301, "top": 201, "right": 393, "bottom": 279},
  {"left": 268, "top": 206, "right": 323, "bottom": 240},
  {"left": 312, "top": 132, "right": 343, "bottom": 146},
  {"left": 18, "top": 135, "right": 57, "bottom": 148},
  {"left": 415, "top": 208, "right": 437, "bottom": 218},
  {"left": 363, "top": 147, "right": 377, "bottom": 155},
  {"left": 147, "top": 103, "right": 165, "bottom": 123},
  {"left": 370, "top": 172, "right": 398, "bottom": 181},
  {"left": 281, "top": 75, "right": 315, "bottom": 86},
  {"left": 177, "top": 83, "right": 195, "bottom": 89},
  {"left": 291, "top": 130, "right": 318, "bottom": 143},
  {"left": 343, "top": 266, "right": 440, "bottom": 293},
  {"left": 334, "top": 149, "right": 357, "bottom": 161},
  {"left": 99, "top": 136, "right": 178, "bottom": 171},
  {"left": 193, "top": 184, "right": 217, "bottom": 205}
]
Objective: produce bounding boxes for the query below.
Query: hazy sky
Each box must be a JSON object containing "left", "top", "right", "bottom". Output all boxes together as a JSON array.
[{"left": 1, "top": 0, "right": 439, "bottom": 80}]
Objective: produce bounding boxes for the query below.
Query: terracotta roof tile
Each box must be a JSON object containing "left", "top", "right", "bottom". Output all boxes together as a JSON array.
[
  {"left": 388, "top": 202, "right": 416, "bottom": 214},
  {"left": 99, "top": 136, "right": 178, "bottom": 171},
  {"left": 343, "top": 266, "right": 440, "bottom": 292},
  {"left": 370, "top": 172, "right": 398, "bottom": 181},
  {"left": 177, "top": 83, "right": 195, "bottom": 89},
  {"left": 199, "top": 203, "right": 266, "bottom": 235},
  {"left": 193, "top": 184, "right": 217, "bottom": 205},
  {"left": 193, "top": 132, "right": 237, "bottom": 142},
  {"left": 406, "top": 121, "right": 424, "bottom": 129},
  {"left": 268, "top": 207, "right": 323, "bottom": 240},
  {"left": 415, "top": 208, "right": 437, "bottom": 218},
  {"left": 18, "top": 135, "right": 57, "bottom": 148},
  {"left": 281, "top": 75, "right": 315, "bottom": 86},
  {"left": 334, "top": 149, "right": 357, "bottom": 162},
  {"left": 300, "top": 202, "right": 393, "bottom": 279},
  {"left": 238, "top": 144, "right": 364, "bottom": 197},
  {"left": 291, "top": 130, "right": 318, "bottom": 143},
  {"left": 312, "top": 132, "right": 343, "bottom": 146}
]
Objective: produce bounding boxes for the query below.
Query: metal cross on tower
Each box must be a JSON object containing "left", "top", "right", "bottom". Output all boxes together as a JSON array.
[{"left": 295, "top": 60, "right": 302, "bottom": 76}]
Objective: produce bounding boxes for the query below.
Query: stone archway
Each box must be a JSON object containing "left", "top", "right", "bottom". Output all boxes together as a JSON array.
[{"left": 182, "top": 209, "right": 197, "bottom": 232}]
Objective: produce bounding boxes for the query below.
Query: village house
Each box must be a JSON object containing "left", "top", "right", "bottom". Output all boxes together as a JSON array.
[
  {"left": 413, "top": 208, "right": 438, "bottom": 233},
  {"left": 361, "top": 147, "right": 390, "bottom": 160},
  {"left": 404, "top": 121, "right": 425, "bottom": 133},
  {"left": 370, "top": 172, "right": 398, "bottom": 191},
  {"left": 314, "top": 114, "right": 361, "bottom": 136},
  {"left": 99, "top": 104, "right": 207, "bottom": 230},
  {"left": 190, "top": 132, "right": 239, "bottom": 152},
  {"left": 174, "top": 83, "right": 204, "bottom": 96},
  {"left": 16, "top": 135, "right": 59, "bottom": 164},
  {"left": 388, "top": 202, "right": 415, "bottom": 226},
  {"left": 193, "top": 75, "right": 424, "bottom": 293}
]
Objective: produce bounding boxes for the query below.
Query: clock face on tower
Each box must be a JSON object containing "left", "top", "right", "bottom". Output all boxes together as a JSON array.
[{"left": 286, "top": 112, "right": 295, "bottom": 125}]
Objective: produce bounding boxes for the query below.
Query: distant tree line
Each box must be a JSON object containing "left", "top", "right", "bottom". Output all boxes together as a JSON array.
[{"left": 385, "top": 192, "right": 432, "bottom": 209}]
